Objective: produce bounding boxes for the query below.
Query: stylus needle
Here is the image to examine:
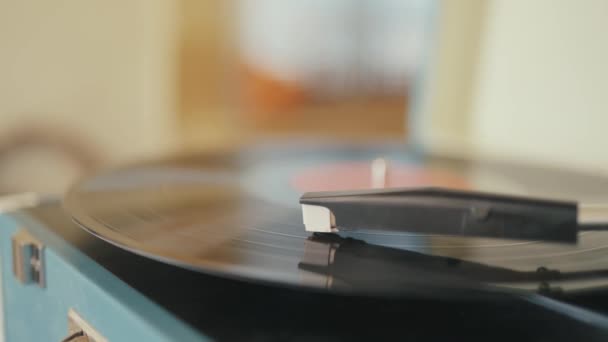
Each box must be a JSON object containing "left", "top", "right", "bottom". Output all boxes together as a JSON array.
[{"left": 299, "top": 187, "right": 608, "bottom": 243}]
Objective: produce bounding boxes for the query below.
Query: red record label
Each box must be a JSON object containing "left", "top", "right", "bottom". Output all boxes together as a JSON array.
[{"left": 291, "top": 162, "right": 470, "bottom": 192}]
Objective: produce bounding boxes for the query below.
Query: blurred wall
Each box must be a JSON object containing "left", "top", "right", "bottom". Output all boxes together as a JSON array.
[
  {"left": 0, "top": 0, "right": 179, "bottom": 165},
  {"left": 412, "top": 0, "right": 485, "bottom": 154},
  {"left": 470, "top": 0, "right": 608, "bottom": 172},
  {"left": 418, "top": 0, "right": 608, "bottom": 173}
]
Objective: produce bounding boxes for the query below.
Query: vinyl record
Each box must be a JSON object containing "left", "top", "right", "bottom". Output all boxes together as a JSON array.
[{"left": 64, "top": 144, "right": 608, "bottom": 297}]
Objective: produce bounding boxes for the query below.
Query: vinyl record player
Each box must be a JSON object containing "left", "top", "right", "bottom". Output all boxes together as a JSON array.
[{"left": 3, "top": 144, "right": 608, "bottom": 341}]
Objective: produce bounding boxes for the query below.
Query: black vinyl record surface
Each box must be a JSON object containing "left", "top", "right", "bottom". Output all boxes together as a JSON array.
[{"left": 64, "top": 144, "right": 608, "bottom": 298}]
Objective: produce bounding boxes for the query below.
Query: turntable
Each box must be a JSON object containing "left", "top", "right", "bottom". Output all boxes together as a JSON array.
[{"left": 3, "top": 143, "right": 608, "bottom": 341}]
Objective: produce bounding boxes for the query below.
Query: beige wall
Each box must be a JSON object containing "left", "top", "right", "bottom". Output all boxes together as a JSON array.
[
  {"left": 420, "top": 0, "right": 608, "bottom": 173},
  {"left": 414, "top": 0, "right": 486, "bottom": 155},
  {"left": 470, "top": 0, "right": 608, "bottom": 172},
  {"left": 0, "top": 0, "right": 179, "bottom": 165}
]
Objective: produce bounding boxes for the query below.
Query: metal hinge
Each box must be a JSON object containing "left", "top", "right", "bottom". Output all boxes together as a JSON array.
[{"left": 12, "top": 229, "right": 45, "bottom": 288}]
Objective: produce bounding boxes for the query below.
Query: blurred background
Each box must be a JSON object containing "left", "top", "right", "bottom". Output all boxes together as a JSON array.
[{"left": 0, "top": 0, "right": 607, "bottom": 194}]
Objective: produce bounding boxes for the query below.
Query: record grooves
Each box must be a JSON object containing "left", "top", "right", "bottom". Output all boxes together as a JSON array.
[{"left": 64, "top": 145, "right": 608, "bottom": 297}]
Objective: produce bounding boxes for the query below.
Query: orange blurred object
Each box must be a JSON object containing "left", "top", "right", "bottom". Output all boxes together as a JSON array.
[{"left": 240, "top": 64, "right": 308, "bottom": 120}]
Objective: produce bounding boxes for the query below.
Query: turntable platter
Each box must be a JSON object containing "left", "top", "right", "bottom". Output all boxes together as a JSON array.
[{"left": 63, "top": 144, "right": 608, "bottom": 297}]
